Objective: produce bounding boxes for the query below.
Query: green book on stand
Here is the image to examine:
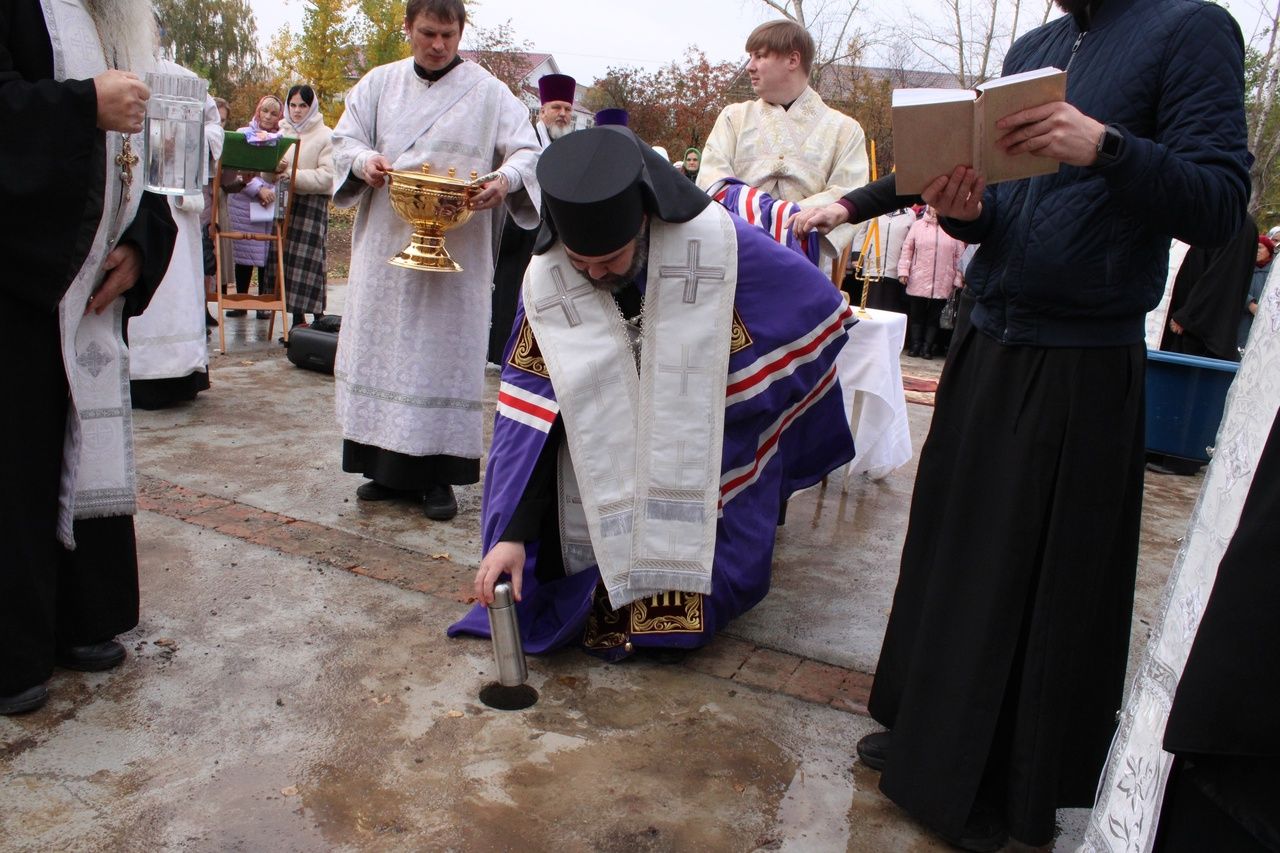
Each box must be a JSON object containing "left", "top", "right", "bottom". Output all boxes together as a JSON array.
[{"left": 220, "top": 130, "right": 298, "bottom": 172}]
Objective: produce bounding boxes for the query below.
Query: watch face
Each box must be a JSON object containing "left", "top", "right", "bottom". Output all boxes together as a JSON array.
[{"left": 1098, "top": 126, "right": 1123, "bottom": 162}]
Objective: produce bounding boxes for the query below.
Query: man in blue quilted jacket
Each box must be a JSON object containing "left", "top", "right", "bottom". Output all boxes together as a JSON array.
[{"left": 834, "top": 0, "right": 1253, "bottom": 849}]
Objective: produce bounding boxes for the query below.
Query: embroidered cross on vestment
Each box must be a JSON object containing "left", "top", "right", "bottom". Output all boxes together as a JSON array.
[{"left": 659, "top": 239, "right": 726, "bottom": 304}]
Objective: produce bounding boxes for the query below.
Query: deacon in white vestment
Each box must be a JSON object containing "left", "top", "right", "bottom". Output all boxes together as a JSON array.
[
  {"left": 1, "top": 0, "right": 176, "bottom": 715},
  {"left": 129, "top": 61, "right": 223, "bottom": 409},
  {"left": 330, "top": 0, "right": 540, "bottom": 520},
  {"left": 450, "top": 126, "right": 856, "bottom": 660},
  {"left": 697, "top": 19, "right": 868, "bottom": 258}
]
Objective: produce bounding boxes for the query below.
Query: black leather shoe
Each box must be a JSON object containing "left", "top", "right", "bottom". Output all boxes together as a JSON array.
[
  {"left": 1, "top": 684, "right": 49, "bottom": 715},
  {"left": 856, "top": 730, "right": 891, "bottom": 771},
  {"left": 423, "top": 484, "right": 458, "bottom": 520},
  {"left": 56, "top": 640, "right": 126, "bottom": 672},
  {"left": 356, "top": 481, "right": 420, "bottom": 501}
]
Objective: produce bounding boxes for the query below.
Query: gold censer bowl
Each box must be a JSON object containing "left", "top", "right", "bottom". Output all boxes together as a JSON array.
[{"left": 386, "top": 164, "right": 478, "bottom": 272}]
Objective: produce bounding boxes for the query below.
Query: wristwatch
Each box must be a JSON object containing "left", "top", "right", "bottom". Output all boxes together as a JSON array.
[{"left": 1094, "top": 124, "right": 1125, "bottom": 167}]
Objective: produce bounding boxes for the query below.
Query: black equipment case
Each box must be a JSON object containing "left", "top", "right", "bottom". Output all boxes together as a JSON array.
[{"left": 286, "top": 325, "right": 339, "bottom": 374}]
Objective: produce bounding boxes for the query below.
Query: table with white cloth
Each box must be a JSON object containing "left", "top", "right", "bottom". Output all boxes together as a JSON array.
[{"left": 833, "top": 306, "right": 913, "bottom": 485}]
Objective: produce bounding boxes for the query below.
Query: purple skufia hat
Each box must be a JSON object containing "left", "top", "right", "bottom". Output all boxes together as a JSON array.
[
  {"left": 538, "top": 73, "right": 576, "bottom": 105},
  {"left": 594, "top": 108, "right": 629, "bottom": 127}
]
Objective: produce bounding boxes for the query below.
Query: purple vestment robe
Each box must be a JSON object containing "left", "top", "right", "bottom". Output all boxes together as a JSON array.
[{"left": 448, "top": 216, "right": 855, "bottom": 658}]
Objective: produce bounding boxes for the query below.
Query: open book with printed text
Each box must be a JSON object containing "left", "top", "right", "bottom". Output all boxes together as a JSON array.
[{"left": 891, "top": 67, "right": 1068, "bottom": 194}]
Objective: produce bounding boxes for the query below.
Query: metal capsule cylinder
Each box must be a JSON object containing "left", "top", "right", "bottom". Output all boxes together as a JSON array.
[{"left": 487, "top": 582, "right": 528, "bottom": 687}]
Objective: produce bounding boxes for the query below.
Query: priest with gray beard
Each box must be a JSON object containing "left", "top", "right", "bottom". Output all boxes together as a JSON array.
[
  {"left": 488, "top": 72, "right": 577, "bottom": 364},
  {"left": 0, "top": 0, "right": 177, "bottom": 715}
]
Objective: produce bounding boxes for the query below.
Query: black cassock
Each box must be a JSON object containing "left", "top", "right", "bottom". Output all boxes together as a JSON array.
[
  {"left": 869, "top": 323, "right": 1147, "bottom": 846},
  {"left": 0, "top": 0, "right": 175, "bottom": 696},
  {"left": 1161, "top": 215, "right": 1258, "bottom": 362},
  {"left": 487, "top": 213, "right": 538, "bottom": 364}
]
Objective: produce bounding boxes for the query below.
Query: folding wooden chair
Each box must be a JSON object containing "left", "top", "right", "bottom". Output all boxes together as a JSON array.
[{"left": 211, "top": 130, "right": 299, "bottom": 353}]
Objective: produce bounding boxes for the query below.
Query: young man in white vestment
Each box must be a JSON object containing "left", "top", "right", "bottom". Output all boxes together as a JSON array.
[
  {"left": 331, "top": 0, "right": 541, "bottom": 520},
  {"left": 697, "top": 19, "right": 869, "bottom": 261}
]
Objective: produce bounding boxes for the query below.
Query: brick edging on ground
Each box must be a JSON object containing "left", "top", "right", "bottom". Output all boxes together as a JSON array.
[{"left": 136, "top": 474, "right": 873, "bottom": 718}]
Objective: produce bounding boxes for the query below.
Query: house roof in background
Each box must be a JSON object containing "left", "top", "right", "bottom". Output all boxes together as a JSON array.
[
  {"left": 723, "top": 60, "right": 964, "bottom": 103},
  {"left": 458, "top": 50, "right": 554, "bottom": 81}
]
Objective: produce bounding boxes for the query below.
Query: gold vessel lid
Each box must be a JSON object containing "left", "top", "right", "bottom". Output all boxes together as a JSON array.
[{"left": 388, "top": 163, "right": 481, "bottom": 187}]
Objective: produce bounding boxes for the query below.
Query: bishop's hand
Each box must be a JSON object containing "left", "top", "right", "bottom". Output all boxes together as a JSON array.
[
  {"left": 94, "top": 70, "right": 149, "bottom": 134},
  {"left": 474, "top": 541, "right": 525, "bottom": 606}
]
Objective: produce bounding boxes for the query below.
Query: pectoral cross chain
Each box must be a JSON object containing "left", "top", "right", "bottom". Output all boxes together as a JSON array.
[{"left": 116, "top": 138, "right": 139, "bottom": 187}]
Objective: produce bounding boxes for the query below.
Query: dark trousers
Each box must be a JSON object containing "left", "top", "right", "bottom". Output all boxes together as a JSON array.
[
  {"left": 0, "top": 294, "right": 140, "bottom": 695},
  {"left": 906, "top": 294, "right": 945, "bottom": 329},
  {"left": 234, "top": 263, "right": 269, "bottom": 295}
]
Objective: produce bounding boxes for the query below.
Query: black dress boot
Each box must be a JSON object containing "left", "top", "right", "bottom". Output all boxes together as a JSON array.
[{"left": 907, "top": 324, "right": 923, "bottom": 358}]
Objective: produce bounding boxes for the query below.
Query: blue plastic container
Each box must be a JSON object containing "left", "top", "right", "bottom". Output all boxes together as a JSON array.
[{"left": 1145, "top": 350, "right": 1239, "bottom": 461}]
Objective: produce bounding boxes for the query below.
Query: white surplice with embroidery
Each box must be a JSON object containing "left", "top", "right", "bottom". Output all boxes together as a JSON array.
[
  {"left": 697, "top": 86, "right": 868, "bottom": 256},
  {"left": 331, "top": 59, "right": 540, "bottom": 460},
  {"left": 1083, "top": 264, "right": 1280, "bottom": 852},
  {"left": 524, "top": 204, "right": 739, "bottom": 609},
  {"left": 41, "top": 0, "right": 152, "bottom": 547}
]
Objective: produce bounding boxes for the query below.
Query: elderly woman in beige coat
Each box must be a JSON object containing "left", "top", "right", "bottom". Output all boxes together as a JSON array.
[{"left": 269, "top": 83, "right": 335, "bottom": 327}]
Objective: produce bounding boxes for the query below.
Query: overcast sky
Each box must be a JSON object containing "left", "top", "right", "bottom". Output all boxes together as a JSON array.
[{"left": 247, "top": 0, "right": 1277, "bottom": 85}]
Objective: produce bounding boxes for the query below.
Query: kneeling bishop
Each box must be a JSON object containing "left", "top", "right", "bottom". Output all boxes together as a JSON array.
[{"left": 450, "top": 126, "right": 855, "bottom": 659}]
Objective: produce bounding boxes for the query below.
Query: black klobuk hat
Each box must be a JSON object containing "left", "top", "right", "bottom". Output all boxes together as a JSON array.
[{"left": 535, "top": 126, "right": 711, "bottom": 256}]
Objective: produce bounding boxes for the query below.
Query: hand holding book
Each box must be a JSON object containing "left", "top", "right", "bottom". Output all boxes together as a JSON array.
[
  {"left": 993, "top": 100, "right": 1107, "bottom": 167},
  {"left": 891, "top": 67, "right": 1071, "bottom": 193},
  {"left": 921, "top": 166, "right": 986, "bottom": 222}
]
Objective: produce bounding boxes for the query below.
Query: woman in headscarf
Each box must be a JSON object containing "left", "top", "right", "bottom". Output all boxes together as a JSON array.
[
  {"left": 268, "top": 84, "right": 334, "bottom": 329},
  {"left": 679, "top": 147, "right": 700, "bottom": 183},
  {"left": 224, "top": 94, "right": 283, "bottom": 317}
]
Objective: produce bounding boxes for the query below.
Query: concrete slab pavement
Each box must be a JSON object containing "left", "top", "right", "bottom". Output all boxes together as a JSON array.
[{"left": 2, "top": 285, "right": 1205, "bottom": 851}]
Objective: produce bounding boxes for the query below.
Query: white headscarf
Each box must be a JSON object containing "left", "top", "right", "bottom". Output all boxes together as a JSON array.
[{"left": 283, "top": 86, "right": 323, "bottom": 135}]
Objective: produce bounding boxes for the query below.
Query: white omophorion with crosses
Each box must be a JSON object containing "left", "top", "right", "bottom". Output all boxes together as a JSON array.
[{"left": 524, "top": 204, "right": 740, "bottom": 609}]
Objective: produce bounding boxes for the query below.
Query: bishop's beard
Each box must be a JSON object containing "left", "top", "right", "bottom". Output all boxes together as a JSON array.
[
  {"left": 577, "top": 229, "right": 650, "bottom": 293},
  {"left": 85, "top": 0, "right": 157, "bottom": 72}
]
